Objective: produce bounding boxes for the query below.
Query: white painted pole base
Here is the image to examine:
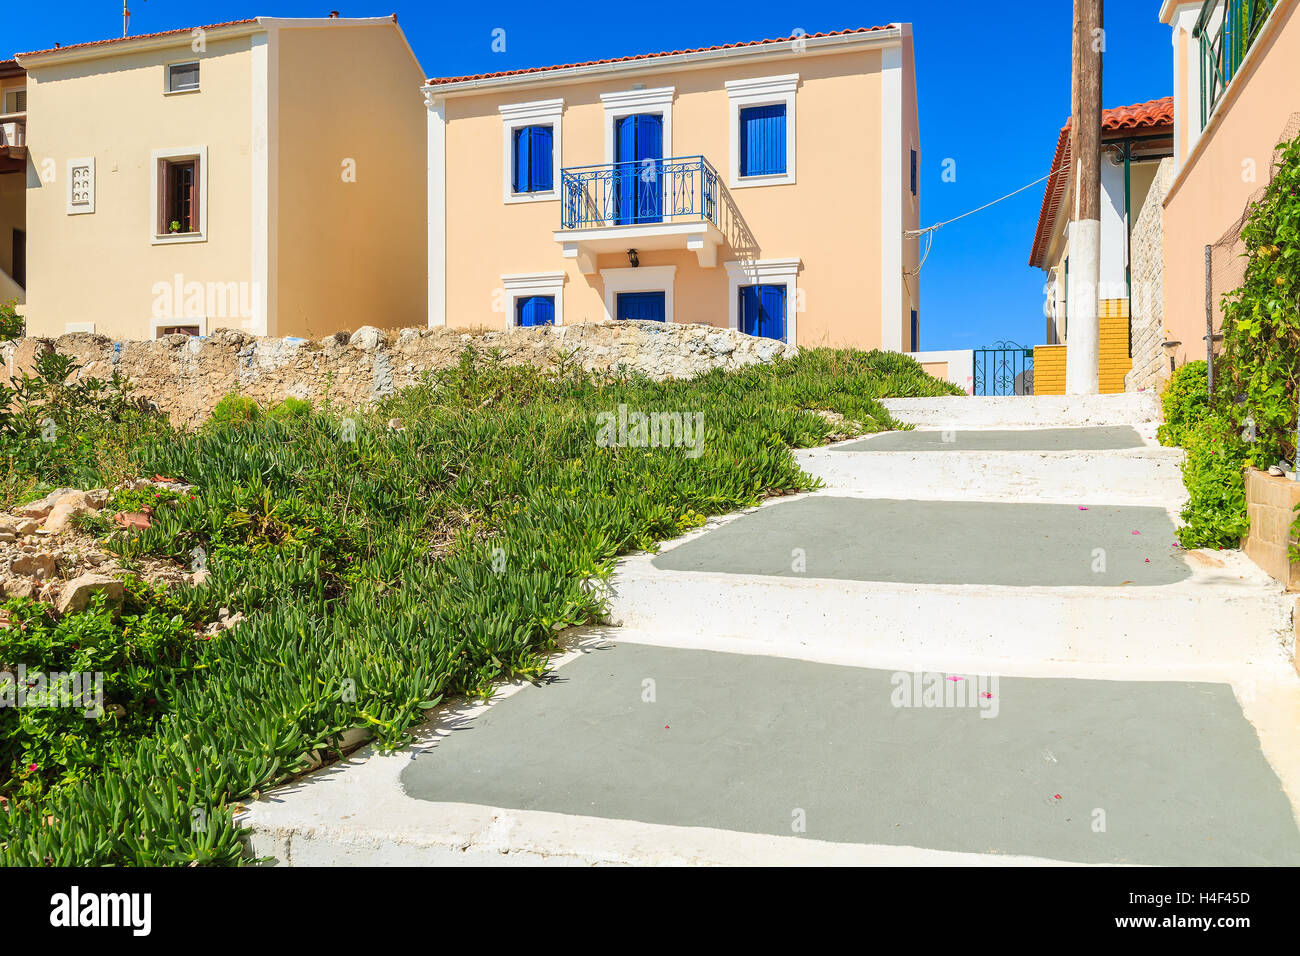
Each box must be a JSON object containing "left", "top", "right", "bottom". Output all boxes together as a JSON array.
[{"left": 1065, "top": 218, "right": 1101, "bottom": 395}]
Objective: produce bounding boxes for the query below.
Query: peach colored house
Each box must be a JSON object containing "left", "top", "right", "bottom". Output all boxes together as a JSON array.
[
  {"left": 1159, "top": 0, "right": 1298, "bottom": 371},
  {"left": 422, "top": 26, "right": 921, "bottom": 349},
  {"left": 13, "top": 15, "right": 427, "bottom": 341}
]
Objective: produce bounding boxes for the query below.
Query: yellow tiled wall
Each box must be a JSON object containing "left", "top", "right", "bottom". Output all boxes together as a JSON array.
[
  {"left": 1033, "top": 300, "right": 1132, "bottom": 395},
  {"left": 1033, "top": 344, "right": 1067, "bottom": 395}
]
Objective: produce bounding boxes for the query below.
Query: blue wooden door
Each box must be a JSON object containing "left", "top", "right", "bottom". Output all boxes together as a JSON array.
[
  {"left": 515, "top": 294, "right": 555, "bottom": 327},
  {"left": 616, "top": 291, "right": 666, "bottom": 322},
  {"left": 739, "top": 284, "right": 786, "bottom": 341},
  {"left": 614, "top": 113, "right": 663, "bottom": 225}
]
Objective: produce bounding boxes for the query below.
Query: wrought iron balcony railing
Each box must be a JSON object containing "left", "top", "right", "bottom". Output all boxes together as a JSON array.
[
  {"left": 560, "top": 155, "right": 720, "bottom": 230},
  {"left": 1195, "top": 0, "right": 1278, "bottom": 126}
]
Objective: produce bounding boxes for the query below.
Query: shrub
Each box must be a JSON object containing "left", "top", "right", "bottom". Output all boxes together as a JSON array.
[
  {"left": 1156, "top": 360, "right": 1210, "bottom": 448},
  {"left": 0, "top": 301, "right": 22, "bottom": 342},
  {"left": 266, "top": 397, "right": 312, "bottom": 422},
  {"left": 1175, "top": 412, "right": 1252, "bottom": 549},
  {"left": 1219, "top": 130, "right": 1300, "bottom": 467},
  {"left": 205, "top": 394, "right": 261, "bottom": 430}
]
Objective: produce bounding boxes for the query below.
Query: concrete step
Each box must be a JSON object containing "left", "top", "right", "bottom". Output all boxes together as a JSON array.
[
  {"left": 883, "top": 393, "right": 1162, "bottom": 428},
  {"left": 603, "top": 495, "right": 1293, "bottom": 668},
  {"left": 796, "top": 445, "right": 1188, "bottom": 507}
]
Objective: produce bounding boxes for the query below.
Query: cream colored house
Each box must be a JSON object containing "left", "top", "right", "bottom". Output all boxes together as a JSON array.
[
  {"left": 422, "top": 25, "right": 921, "bottom": 349},
  {"left": 0, "top": 59, "right": 26, "bottom": 307},
  {"left": 14, "top": 15, "right": 427, "bottom": 340}
]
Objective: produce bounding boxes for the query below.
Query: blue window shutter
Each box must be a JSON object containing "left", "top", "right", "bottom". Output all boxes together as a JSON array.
[
  {"left": 740, "top": 104, "right": 786, "bottom": 177},
  {"left": 910, "top": 309, "right": 919, "bottom": 351},
  {"left": 910, "top": 150, "right": 918, "bottom": 195},
  {"left": 530, "top": 126, "right": 553, "bottom": 191},
  {"left": 516, "top": 295, "right": 555, "bottom": 327},
  {"left": 512, "top": 127, "right": 530, "bottom": 193},
  {"left": 739, "top": 285, "right": 761, "bottom": 336},
  {"left": 740, "top": 284, "right": 786, "bottom": 341},
  {"left": 615, "top": 115, "right": 638, "bottom": 224},
  {"left": 761, "top": 284, "right": 786, "bottom": 342}
]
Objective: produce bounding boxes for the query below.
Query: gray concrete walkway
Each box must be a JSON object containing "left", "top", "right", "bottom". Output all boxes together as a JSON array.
[
  {"left": 651, "top": 496, "right": 1190, "bottom": 587},
  {"left": 400, "top": 642, "right": 1300, "bottom": 866},
  {"left": 839, "top": 426, "right": 1145, "bottom": 452}
]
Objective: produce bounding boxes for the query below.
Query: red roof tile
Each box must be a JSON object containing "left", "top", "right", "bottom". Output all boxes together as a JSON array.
[
  {"left": 1029, "top": 97, "right": 1174, "bottom": 269},
  {"left": 17, "top": 19, "right": 260, "bottom": 60},
  {"left": 425, "top": 26, "right": 896, "bottom": 87}
]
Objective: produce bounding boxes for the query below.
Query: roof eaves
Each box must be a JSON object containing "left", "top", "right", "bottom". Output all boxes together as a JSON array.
[{"left": 422, "top": 25, "right": 902, "bottom": 95}]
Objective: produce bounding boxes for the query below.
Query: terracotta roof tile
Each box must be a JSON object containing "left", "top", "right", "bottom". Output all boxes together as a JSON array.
[
  {"left": 17, "top": 19, "right": 260, "bottom": 60},
  {"left": 425, "top": 26, "right": 895, "bottom": 86},
  {"left": 1029, "top": 96, "right": 1174, "bottom": 269}
]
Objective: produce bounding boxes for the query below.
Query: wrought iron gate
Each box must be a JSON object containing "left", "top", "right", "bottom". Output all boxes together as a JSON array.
[{"left": 973, "top": 341, "right": 1034, "bottom": 396}]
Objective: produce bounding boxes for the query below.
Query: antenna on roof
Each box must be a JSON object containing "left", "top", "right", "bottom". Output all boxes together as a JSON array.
[{"left": 123, "top": 0, "right": 145, "bottom": 37}]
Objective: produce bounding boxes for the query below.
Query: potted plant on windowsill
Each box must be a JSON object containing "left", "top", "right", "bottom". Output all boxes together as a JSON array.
[{"left": 169, "top": 220, "right": 182, "bottom": 234}]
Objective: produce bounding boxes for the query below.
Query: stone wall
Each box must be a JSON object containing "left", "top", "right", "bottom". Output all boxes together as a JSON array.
[
  {"left": 1127, "top": 157, "right": 1176, "bottom": 394},
  {"left": 1243, "top": 466, "right": 1300, "bottom": 591},
  {"left": 2, "top": 322, "right": 797, "bottom": 429}
]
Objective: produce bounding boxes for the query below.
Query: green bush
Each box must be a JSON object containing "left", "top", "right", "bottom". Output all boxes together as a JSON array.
[
  {"left": 1219, "top": 131, "right": 1300, "bottom": 467},
  {"left": 266, "top": 397, "right": 312, "bottom": 422},
  {"left": 0, "top": 301, "right": 22, "bottom": 342},
  {"left": 1156, "top": 360, "right": 1210, "bottom": 448},
  {"left": 1175, "top": 412, "right": 1252, "bottom": 549},
  {"left": 0, "top": 581, "right": 208, "bottom": 803},
  {"left": 205, "top": 394, "right": 261, "bottom": 430}
]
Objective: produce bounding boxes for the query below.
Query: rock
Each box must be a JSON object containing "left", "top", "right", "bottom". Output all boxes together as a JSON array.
[
  {"left": 56, "top": 574, "right": 125, "bottom": 615},
  {"left": 114, "top": 511, "right": 152, "bottom": 530},
  {"left": 42, "top": 492, "right": 102, "bottom": 533},
  {"left": 190, "top": 569, "right": 210, "bottom": 586},
  {"left": 10, "top": 553, "right": 56, "bottom": 579},
  {"left": 705, "top": 332, "right": 737, "bottom": 355},
  {"left": 14, "top": 520, "right": 39, "bottom": 536},
  {"left": 349, "top": 326, "right": 387, "bottom": 351},
  {"left": 16, "top": 488, "right": 80, "bottom": 519},
  {"left": 3, "top": 578, "right": 35, "bottom": 600},
  {"left": 1270, "top": 465, "right": 1285, "bottom": 477}
]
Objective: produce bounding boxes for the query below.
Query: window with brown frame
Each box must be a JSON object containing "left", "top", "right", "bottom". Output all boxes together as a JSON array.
[
  {"left": 158, "top": 158, "right": 199, "bottom": 236},
  {"left": 156, "top": 325, "right": 200, "bottom": 338}
]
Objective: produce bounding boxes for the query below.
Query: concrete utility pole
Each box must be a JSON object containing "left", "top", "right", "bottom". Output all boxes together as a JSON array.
[{"left": 1066, "top": 0, "right": 1103, "bottom": 395}]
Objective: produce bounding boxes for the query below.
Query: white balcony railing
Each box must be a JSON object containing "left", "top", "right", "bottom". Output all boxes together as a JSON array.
[{"left": 0, "top": 112, "right": 26, "bottom": 149}]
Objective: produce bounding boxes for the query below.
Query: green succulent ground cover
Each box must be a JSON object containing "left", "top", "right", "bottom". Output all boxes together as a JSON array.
[{"left": 0, "top": 344, "right": 957, "bottom": 864}]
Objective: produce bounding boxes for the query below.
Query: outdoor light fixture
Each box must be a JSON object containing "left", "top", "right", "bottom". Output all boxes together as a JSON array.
[{"left": 628, "top": 249, "right": 639, "bottom": 267}]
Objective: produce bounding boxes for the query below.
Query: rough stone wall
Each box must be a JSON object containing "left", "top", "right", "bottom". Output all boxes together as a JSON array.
[
  {"left": 1126, "top": 157, "right": 1176, "bottom": 394},
  {"left": 2, "top": 322, "right": 798, "bottom": 429}
]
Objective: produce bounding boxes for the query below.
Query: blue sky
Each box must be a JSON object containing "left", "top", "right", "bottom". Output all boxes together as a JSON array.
[{"left": 8, "top": 1, "right": 1172, "bottom": 350}]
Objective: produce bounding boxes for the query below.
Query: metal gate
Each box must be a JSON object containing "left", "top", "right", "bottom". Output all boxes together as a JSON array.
[{"left": 973, "top": 341, "right": 1034, "bottom": 396}]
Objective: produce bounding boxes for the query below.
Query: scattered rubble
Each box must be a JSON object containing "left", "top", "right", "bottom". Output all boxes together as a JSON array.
[{"left": 0, "top": 482, "right": 234, "bottom": 635}]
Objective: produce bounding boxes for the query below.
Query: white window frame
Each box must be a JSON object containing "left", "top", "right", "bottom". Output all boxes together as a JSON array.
[
  {"left": 502, "top": 271, "right": 565, "bottom": 326},
  {"left": 600, "top": 265, "right": 676, "bottom": 324},
  {"left": 500, "top": 98, "right": 563, "bottom": 204},
  {"left": 725, "top": 74, "right": 798, "bottom": 189},
  {"left": 725, "top": 258, "right": 801, "bottom": 344},
  {"left": 66, "top": 157, "right": 95, "bottom": 215},
  {"left": 150, "top": 146, "right": 208, "bottom": 245},
  {"left": 165, "top": 60, "right": 201, "bottom": 95},
  {"left": 600, "top": 87, "right": 674, "bottom": 166}
]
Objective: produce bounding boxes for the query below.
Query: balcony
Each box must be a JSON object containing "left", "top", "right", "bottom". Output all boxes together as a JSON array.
[
  {"left": 554, "top": 155, "right": 725, "bottom": 273},
  {"left": 1195, "top": 0, "right": 1279, "bottom": 125},
  {"left": 0, "top": 112, "right": 25, "bottom": 171}
]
